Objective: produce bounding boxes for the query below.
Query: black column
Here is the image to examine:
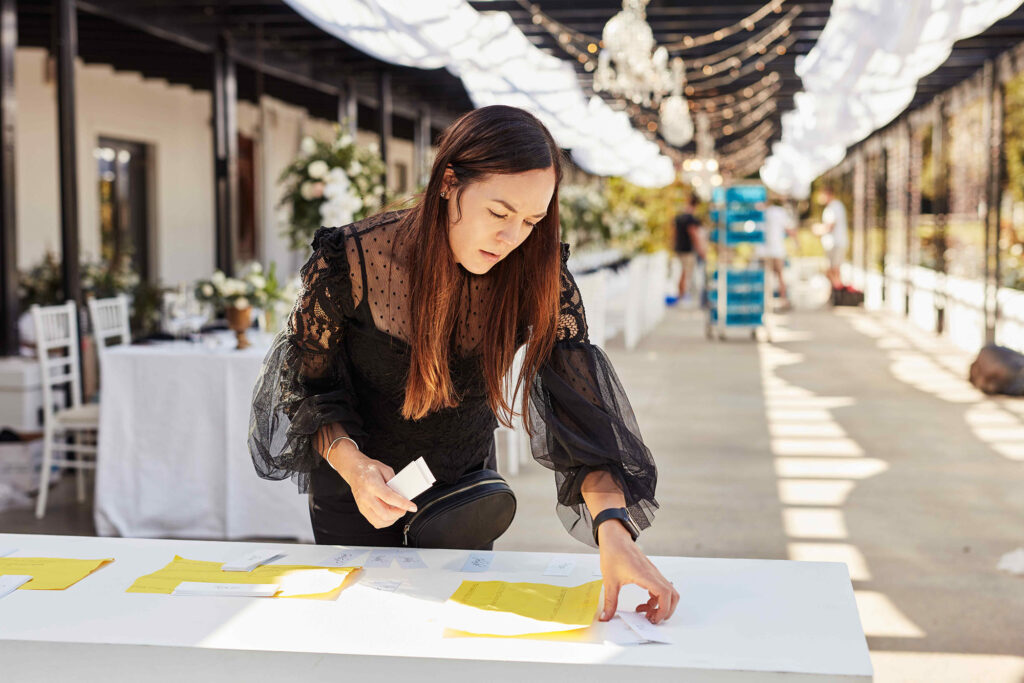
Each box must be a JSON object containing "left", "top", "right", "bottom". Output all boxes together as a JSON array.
[
  {"left": 377, "top": 70, "right": 390, "bottom": 202},
  {"left": 212, "top": 31, "right": 238, "bottom": 275},
  {"left": 53, "top": 0, "right": 80, "bottom": 305},
  {"left": 0, "top": 0, "right": 17, "bottom": 354}
]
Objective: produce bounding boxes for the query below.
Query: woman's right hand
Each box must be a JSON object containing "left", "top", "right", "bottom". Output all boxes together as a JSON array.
[{"left": 327, "top": 445, "right": 418, "bottom": 528}]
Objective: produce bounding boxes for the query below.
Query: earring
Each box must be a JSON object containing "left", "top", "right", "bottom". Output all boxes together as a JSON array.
[{"left": 441, "top": 191, "right": 448, "bottom": 199}]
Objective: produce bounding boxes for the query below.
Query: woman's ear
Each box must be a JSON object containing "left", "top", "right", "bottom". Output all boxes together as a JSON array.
[{"left": 440, "top": 165, "right": 458, "bottom": 197}]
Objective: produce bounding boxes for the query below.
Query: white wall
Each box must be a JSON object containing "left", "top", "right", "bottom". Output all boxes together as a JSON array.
[{"left": 13, "top": 45, "right": 423, "bottom": 289}]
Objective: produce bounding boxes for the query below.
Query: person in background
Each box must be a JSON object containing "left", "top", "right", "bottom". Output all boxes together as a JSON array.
[
  {"left": 674, "top": 194, "right": 706, "bottom": 303},
  {"left": 813, "top": 184, "right": 849, "bottom": 297},
  {"left": 756, "top": 194, "right": 797, "bottom": 312}
]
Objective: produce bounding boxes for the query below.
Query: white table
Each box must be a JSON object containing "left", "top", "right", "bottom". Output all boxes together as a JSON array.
[
  {"left": 0, "top": 533, "right": 872, "bottom": 681},
  {"left": 94, "top": 335, "right": 312, "bottom": 541}
]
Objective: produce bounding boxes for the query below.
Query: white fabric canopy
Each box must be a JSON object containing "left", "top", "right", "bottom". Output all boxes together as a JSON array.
[
  {"left": 761, "top": 0, "right": 1022, "bottom": 199},
  {"left": 283, "top": 0, "right": 676, "bottom": 187}
]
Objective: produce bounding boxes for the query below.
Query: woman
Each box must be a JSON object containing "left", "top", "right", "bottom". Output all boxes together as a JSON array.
[{"left": 249, "top": 105, "right": 677, "bottom": 624}]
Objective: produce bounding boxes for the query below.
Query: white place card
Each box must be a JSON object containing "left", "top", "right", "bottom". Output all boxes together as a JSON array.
[
  {"left": 0, "top": 575, "right": 32, "bottom": 599},
  {"left": 364, "top": 549, "right": 396, "bottom": 569},
  {"left": 221, "top": 550, "right": 284, "bottom": 572},
  {"left": 386, "top": 457, "right": 435, "bottom": 501},
  {"left": 323, "top": 549, "right": 367, "bottom": 567},
  {"left": 172, "top": 582, "right": 280, "bottom": 597},
  {"left": 617, "top": 611, "right": 674, "bottom": 644},
  {"left": 543, "top": 559, "right": 576, "bottom": 576},
  {"left": 461, "top": 552, "right": 494, "bottom": 572},
  {"left": 394, "top": 549, "right": 427, "bottom": 569}
]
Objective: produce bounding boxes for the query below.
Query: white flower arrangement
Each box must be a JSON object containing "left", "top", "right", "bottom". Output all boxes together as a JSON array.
[{"left": 278, "top": 124, "right": 387, "bottom": 251}]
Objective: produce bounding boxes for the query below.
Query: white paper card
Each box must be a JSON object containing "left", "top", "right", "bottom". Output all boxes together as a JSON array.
[
  {"left": 173, "top": 582, "right": 280, "bottom": 597},
  {"left": 604, "top": 615, "right": 647, "bottom": 645},
  {"left": 394, "top": 549, "right": 427, "bottom": 569},
  {"left": 617, "top": 611, "right": 674, "bottom": 644},
  {"left": 323, "top": 549, "right": 366, "bottom": 567},
  {"left": 368, "top": 579, "right": 403, "bottom": 592},
  {"left": 461, "top": 552, "right": 494, "bottom": 572},
  {"left": 386, "top": 457, "right": 435, "bottom": 501},
  {"left": 0, "top": 547, "right": 16, "bottom": 558},
  {"left": 364, "top": 549, "right": 396, "bottom": 568},
  {"left": 0, "top": 575, "right": 32, "bottom": 599},
  {"left": 221, "top": 550, "right": 284, "bottom": 572},
  {"left": 543, "top": 559, "right": 576, "bottom": 576}
]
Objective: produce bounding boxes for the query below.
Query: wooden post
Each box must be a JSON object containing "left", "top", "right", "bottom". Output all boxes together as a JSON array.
[
  {"left": 212, "top": 31, "right": 238, "bottom": 275},
  {"left": 985, "top": 61, "right": 1004, "bottom": 344},
  {"left": 378, "top": 70, "right": 391, "bottom": 200},
  {"left": 0, "top": 0, "right": 18, "bottom": 354},
  {"left": 54, "top": 0, "right": 81, "bottom": 305}
]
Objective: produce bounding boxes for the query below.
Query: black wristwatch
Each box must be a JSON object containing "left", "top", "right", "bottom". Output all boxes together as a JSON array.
[{"left": 593, "top": 507, "right": 639, "bottom": 546}]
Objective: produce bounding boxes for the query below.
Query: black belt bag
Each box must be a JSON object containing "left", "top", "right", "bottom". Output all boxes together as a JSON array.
[{"left": 401, "top": 468, "right": 516, "bottom": 549}]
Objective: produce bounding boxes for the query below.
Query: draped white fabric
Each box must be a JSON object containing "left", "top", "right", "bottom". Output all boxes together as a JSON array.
[
  {"left": 283, "top": 0, "right": 677, "bottom": 187},
  {"left": 761, "top": 0, "right": 1023, "bottom": 199}
]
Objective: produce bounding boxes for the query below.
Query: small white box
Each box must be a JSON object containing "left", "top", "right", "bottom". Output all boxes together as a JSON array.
[{"left": 0, "top": 357, "right": 43, "bottom": 432}]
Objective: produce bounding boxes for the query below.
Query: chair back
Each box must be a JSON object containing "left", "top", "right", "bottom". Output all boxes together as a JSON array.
[
  {"left": 30, "top": 301, "right": 83, "bottom": 427},
  {"left": 88, "top": 294, "right": 131, "bottom": 352}
]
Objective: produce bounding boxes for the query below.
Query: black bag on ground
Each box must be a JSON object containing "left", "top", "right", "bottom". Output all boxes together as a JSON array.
[
  {"left": 400, "top": 468, "right": 516, "bottom": 550},
  {"left": 969, "top": 344, "right": 1024, "bottom": 395}
]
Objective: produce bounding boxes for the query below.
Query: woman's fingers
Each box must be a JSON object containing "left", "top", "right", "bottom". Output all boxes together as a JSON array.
[
  {"left": 600, "top": 580, "right": 620, "bottom": 621},
  {"left": 632, "top": 574, "right": 678, "bottom": 623}
]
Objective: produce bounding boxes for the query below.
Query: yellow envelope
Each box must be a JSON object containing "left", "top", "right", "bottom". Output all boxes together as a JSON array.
[
  {"left": 0, "top": 557, "right": 114, "bottom": 590},
  {"left": 126, "top": 556, "right": 359, "bottom": 600},
  {"left": 445, "top": 579, "right": 602, "bottom": 636}
]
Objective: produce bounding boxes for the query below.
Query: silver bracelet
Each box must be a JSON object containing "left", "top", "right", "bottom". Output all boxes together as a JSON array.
[{"left": 326, "top": 435, "right": 360, "bottom": 471}]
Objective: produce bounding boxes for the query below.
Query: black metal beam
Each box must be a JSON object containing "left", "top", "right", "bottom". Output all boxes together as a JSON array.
[
  {"left": 54, "top": 0, "right": 80, "bottom": 305},
  {"left": 212, "top": 29, "right": 237, "bottom": 275},
  {"left": 0, "top": 0, "right": 17, "bottom": 354}
]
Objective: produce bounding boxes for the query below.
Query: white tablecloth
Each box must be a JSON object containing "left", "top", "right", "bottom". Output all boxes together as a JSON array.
[
  {"left": 94, "top": 335, "right": 313, "bottom": 541},
  {"left": 0, "top": 533, "right": 873, "bottom": 682}
]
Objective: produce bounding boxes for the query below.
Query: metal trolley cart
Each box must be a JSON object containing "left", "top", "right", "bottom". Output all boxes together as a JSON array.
[{"left": 705, "top": 184, "right": 769, "bottom": 341}]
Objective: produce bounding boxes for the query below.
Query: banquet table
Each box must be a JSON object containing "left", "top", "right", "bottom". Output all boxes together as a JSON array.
[
  {"left": 0, "top": 533, "right": 873, "bottom": 682},
  {"left": 94, "top": 335, "right": 313, "bottom": 541}
]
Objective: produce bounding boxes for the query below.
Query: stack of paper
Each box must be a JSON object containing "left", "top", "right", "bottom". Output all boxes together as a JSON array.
[
  {"left": 387, "top": 457, "right": 435, "bottom": 500},
  {"left": 127, "top": 556, "right": 359, "bottom": 600},
  {"left": 0, "top": 557, "right": 114, "bottom": 590},
  {"left": 443, "top": 579, "right": 602, "bottom": 636}
]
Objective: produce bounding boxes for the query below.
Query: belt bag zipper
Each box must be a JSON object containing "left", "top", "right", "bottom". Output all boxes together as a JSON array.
[{"left": 403, "top": 478, "right": 506, "bottom": 546}]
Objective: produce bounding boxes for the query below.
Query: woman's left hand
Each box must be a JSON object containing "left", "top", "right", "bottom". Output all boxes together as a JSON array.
[{"left": 597, "top": 521, "right": 679, "bottom": 624}]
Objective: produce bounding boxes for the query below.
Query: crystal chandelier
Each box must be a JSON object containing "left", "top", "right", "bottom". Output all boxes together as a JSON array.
[{"left": 593, "top": 0, "right": 674, "bottom": 107}]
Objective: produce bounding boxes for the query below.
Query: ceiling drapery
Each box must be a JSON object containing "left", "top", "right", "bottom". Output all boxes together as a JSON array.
[
  {"left": 760, "top": 0, "right": 1022, "bottom": 199},
  {"left": 283, "top": 0, "right": 676, "bottom": 187}
]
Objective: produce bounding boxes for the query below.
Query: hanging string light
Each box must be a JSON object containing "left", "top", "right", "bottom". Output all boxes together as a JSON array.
[
  {"left": 685, "top": 8, "right": 800, "bottom": 69},
  {"left": 718, "top": 119, "right": 776, "bottom": 156},
  {"left": 691, "top": 72, "right": 781, "bottom": 109},
  {"left": 685, "top": 32, "right": 796, "bottom": 91}
]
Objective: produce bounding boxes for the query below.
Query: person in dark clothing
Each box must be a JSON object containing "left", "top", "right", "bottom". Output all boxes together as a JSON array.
[
  {"left": 249, "top": 105, "right": 677, "bottom": 624},
  {"left": 674, "top": 195, "right": 705, "bottom": 299}
]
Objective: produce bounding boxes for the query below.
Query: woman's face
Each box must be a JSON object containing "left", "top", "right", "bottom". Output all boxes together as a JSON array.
[{"left": 444, "top": 167, "right": 555, "bottom": 275}]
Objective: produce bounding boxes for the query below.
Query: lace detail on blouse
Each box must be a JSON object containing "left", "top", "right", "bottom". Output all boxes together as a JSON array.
[{"left": 249, "top": 210, "right": 658, "bottom": 546}]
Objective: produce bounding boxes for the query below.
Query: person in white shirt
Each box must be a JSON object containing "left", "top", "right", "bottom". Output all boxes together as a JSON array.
[
  {"left": 813, "top": 184, "right": 848, "bottom": 290},
  {"left": 755, "top": 195, "right": 796, "bottom": 311}
]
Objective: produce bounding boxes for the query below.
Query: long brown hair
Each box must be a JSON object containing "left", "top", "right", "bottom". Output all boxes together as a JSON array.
[{"left": 398, "top": 105, "right": 563, "bottom": 428}]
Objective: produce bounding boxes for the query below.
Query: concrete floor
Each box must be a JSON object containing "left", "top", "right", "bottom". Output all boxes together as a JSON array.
[{"left": 5, "top": 304, "right": 1024, "bottom": 681}]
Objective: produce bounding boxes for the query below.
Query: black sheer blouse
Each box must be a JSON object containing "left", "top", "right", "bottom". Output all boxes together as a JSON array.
[{"left": 248, "top": 210, "right": 657, "bottom": 546}]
